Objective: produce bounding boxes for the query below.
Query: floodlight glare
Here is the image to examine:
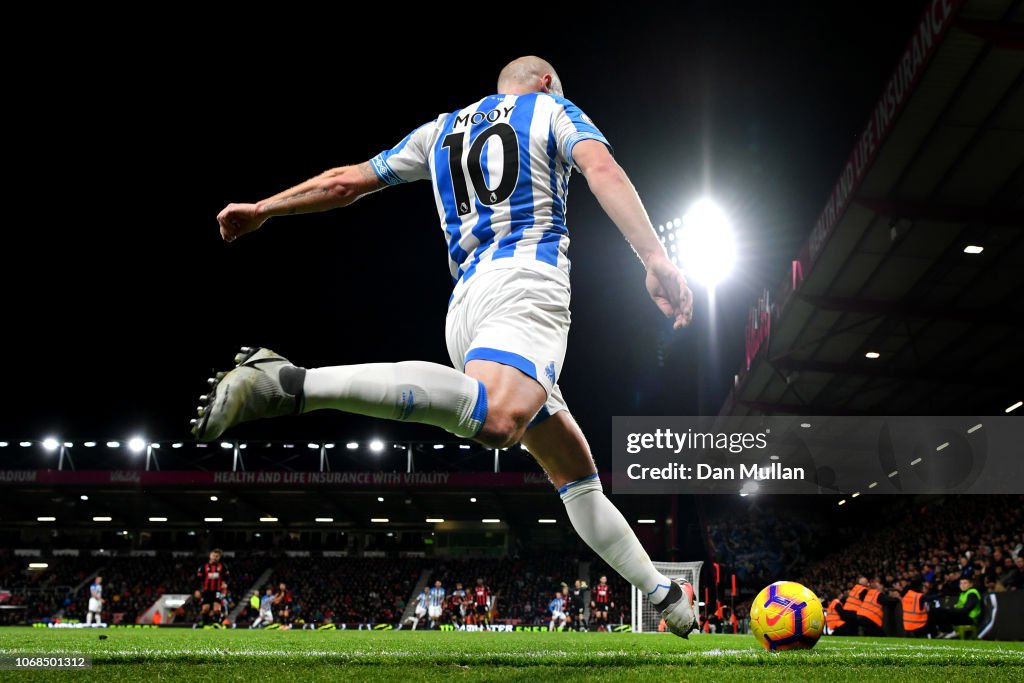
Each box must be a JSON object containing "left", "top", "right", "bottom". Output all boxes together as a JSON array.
[
  {"left": 43, "top": 438, "right": 59, "bottom": 451},
  {"left": 346, "top": 442, "right": 359, "bottom": 449},
  {"left": 128, "top": 437, "right": 146, "bottom": 453},
  {"left": 369, "top": 440, "right": 385, "bottom": 453},
  {"left": 675, "top": 198, "right": 736, "bottom": 288}
]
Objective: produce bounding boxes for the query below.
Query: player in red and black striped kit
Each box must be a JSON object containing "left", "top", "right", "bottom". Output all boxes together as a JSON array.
[
  {"left": 471, "top": 578, "right": 491, "bottom": 629},
  {"left": 194, "top": 548, "right": 229, "bottom": 627},
  {"left": 591, "top": 575, "right": 612, "bottom": 631}
]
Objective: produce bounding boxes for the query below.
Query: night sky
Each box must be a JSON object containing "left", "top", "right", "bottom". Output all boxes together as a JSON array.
[{"left": 5, "top": 2, "right": 927, "bottom": 468}]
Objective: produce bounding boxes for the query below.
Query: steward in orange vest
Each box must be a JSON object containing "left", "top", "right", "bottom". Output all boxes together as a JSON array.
[
  {"left": 901, "top": 589, "right": 927, "bottom": 636},
  {"left": 825, "top": 598, "right": 853, "bottom": 635},
  {"left": 854, "top": 586, "right": 886, "bottom": 636}
]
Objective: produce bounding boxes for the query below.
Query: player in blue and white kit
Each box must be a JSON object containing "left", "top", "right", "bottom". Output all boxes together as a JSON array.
[
  {"left": 251, "top": 586, "right": 275, "bottom": 628},
  {"left": 427, "top": 580, "right": 446, "bottom": 629},
  {"left": 201, "top": 56, "right": 698, "bottom": 639},
  {"left": 548, "top": 592, "right": 567, "bottom": 632},
  {"left": 403, "top": 587, "right": 429, "bottom": 630},
  {"left": 85, "top": 575, "right": 103, "bottom": 625}
]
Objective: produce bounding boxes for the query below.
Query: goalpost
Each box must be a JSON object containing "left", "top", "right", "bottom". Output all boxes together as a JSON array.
[{"left": 631, "top": 561, "right": 703, "bottom": 633}]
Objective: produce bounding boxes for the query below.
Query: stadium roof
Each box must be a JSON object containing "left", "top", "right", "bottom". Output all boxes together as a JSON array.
[{"left": 721, "top": 0, "right": 1024, "bottom": 417}]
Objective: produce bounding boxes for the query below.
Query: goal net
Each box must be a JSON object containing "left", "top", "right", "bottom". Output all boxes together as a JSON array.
[{"left": 631, "top": 561, "right": 703, "bottom": 633}]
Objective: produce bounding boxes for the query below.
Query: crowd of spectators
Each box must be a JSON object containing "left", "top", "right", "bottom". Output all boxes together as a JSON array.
[{"left": 795, "top": 496, "right": 1023, "bottom": 604}]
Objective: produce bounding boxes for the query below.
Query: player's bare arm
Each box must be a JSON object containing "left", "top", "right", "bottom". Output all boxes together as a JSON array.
[
  {"left": 217, "top": 161, "right": 385, "bottom": 243},
  {"left": 573, "top": 139, "right": 694, "bottom": 329}
]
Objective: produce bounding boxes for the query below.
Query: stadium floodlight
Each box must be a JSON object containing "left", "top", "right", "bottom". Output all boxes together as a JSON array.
[
  {"left": 42, "top": 438, "right": 59, "bottom": 451},
  {"left": 325, "top": 443, "right": 335, "bottom": 449},
  {"left": 219, "top": 442, "right": 233, "bottom": 449},
  {"left": 1006, "top": 401, "right": 1022, "bottom": 414},
  {"left": 37, "top": 516, "right": 56, "bottom": 522},
  {"left": 259, "top": 516, "right": 278, "bottom": 523},
  {"left": 865, "top": 351, "right": 881, "bottom": 359},
  {"left": 800, "top": 423, "right": 811, "bottom": 428},
  {"left": 128, "top": 437, "right": 146, "bottom": 453},
  {"left": 93, "top": 516, "right": 112, "bottom": 522},
  {"left": 28, "top": 562, "right": 49, "bottom": 569},
  {"left": 346, "top": 442, "right": 359, "bottom": 450},
  {"left": 0, "top": 442, "right": 7, "bottom": 447},
  {"left": 150, "top": 443, "right": 160, "bottom": 449},
  {"left": 377, "top": 496, "right": 384, "bottom": 502},
  {"left": 315, "top": 517, "right": 334, "bottom": 523},
  {"left": 963, "top": 245, "right": 984, "bottom": 254},
  {"left": 239, "top": 444, "right": 247, "bottom": 450},
  {"left": 84, "top": 442, "right": 96, "bottom": 447},
  {"left": 670, "top": 198, "right": 736, "bottom": 288},
  {"left": 538, "top": 519, "right": 557, "bottom": 524},
  {"left": 369, "top": 440, "right": 385, "bottom": 453},
  {"left": 106, "top": 441, "right": 120, "bottom": 448},
  {"left": 171, "top": 442, "right": 183, "bottom": 449},
  {"left": 80, "top": 495, "right": 88, "bottom": 501},
  {"left": 433, "top": 444, "right": 444, "bottom": 450},
  {"left": 482, "top": 518, "right": 501, "bottom": 523},
  {"left": 210, "top": 496, "right": 218, "bottom": 502},
  {"left": 426, "top": 518, "right": 445, "bottom": 523},
  {"left": 371, "top": 518, "right": 389, "bottom": 523},
  {"left": 204, "top": 517, "right": 223, "bottom": 522},
  {"left": 63, "top": 442, "right": 74, "bottom": 448},
  {"left": 149, "top": 517, "right": 167, "bottom": 522},
  {"left": 20, "top": 441, "right": 33, "bottom": 447},
  {"left": 838, "top": 500, "right": 847, "bottom": 506},
  {"left": 459, "top": 445, "right": 471, "bottom": 450},
  {"left": 307, "top": 443, "right": 319, "bottom": 449},
  {"left": 637, "top": 519, "right": 656, "bottom": 524},
  {"left": 470, "top": 497, "right": 477, "bottom": 503}
]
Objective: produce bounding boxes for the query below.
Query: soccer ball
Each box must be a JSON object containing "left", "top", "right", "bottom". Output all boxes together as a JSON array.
[{"left": 749, "top": 581, "right": 824, "bottom": 651}]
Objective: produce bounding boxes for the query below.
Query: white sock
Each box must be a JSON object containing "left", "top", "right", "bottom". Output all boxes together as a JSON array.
[
  {"left": 303, "top": 361, "right": 487, "bottom": 438},
  {"left": 560, "top": 475, "right": 673, "bottom": 605}
]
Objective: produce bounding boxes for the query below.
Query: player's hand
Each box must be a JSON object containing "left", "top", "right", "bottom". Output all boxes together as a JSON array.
[
  {"left": 217, "top": 203, "right": 266, "bottom": 243},
  {"left": 194, "top": 590, "right": 201, "bottom": 600},
  {"left": 645, "top": 254, "right": 694, "bottom": 329}
]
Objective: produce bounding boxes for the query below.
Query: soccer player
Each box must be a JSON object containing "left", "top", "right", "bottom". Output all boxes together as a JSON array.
[
  {"left": 570, "top": 579, "right": 588, "bottom": 631},
  {"left": 592, "top": 575, "right": 611, "bottom": 631},
  {"left": 275, "top": 582, "right": 293, "bottom": 628},
  {"left": 427, "top": 580, "right": 446, "bottom": 629},
  {"left": 405, "top": 587, "right": 429, "bottom": 630},
  {"left": 85, "top": 575, "right": 103, "bottom": 626},
  {"left": 472, "top": 578, "right": 492, "bottom": 629},
  {"left": 199, "top": 55, "right": 698, "bottom": 638},
  {"left": 251, "top": 586, "right": 275, "bottom": 629},
  {"left": 195, "top": 549, "right": 228, "bottom": 627},
  {"left": 450, "top": 582, "right": 468, "bottom": 626},
  {"left": 548, "top": 591, "right": 567, "bottom": 631}
]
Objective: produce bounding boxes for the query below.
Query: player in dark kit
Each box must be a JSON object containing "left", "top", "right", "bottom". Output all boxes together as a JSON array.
[
  {"left": 472, "top": 578, "right": 491, "bottom": 629},
  {"left": 571, "top": 579, "right": 588, "bottom": 631},
  {"left": 275, "top": 582, "right": 294, "bottom": 628},
  {"left": 194, "top": 548, "right": 229, "bottom": 627},
  {"left": 591, "top": 575, "right": 611, "bottom": 631}
]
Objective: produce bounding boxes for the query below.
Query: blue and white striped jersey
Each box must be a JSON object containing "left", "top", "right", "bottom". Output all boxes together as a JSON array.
[
  {"left": 548, "top": 596, "right": 565, "bottom": 614},
  {"left": 428, "top": 586, "right": 446, "bottom": 608},
  {"left": 370, "top": 92, "right": 610, "bottom": 299}
]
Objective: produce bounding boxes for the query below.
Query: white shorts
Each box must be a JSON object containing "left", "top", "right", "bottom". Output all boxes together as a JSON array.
[
  {"left": 88, "top": 598, "right": 102, "bottom": 613},
  {"left": 551, "top": 611, "right": 566, "bottom": 621},
  {"left": 446, "top": 263, "right": 570, "bottom": 423},
  {"left": 415, "top": 606, "right": 427, "bottom": 618},
  {"left": 428, "top": 605, "right": 443, "bottom": 619}
]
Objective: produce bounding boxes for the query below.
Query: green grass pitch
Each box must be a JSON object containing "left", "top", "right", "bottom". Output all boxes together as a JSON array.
[{"left": 1, "top": 628, "right": 1021, "bottom": 681}]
